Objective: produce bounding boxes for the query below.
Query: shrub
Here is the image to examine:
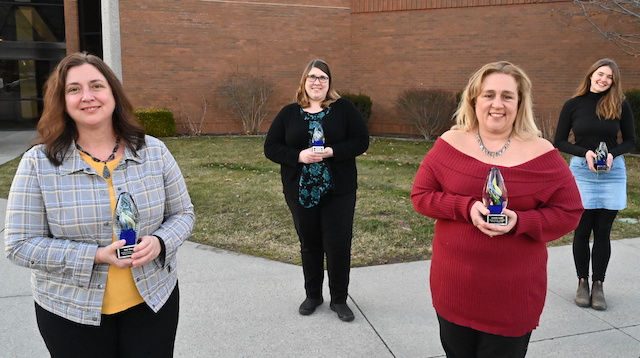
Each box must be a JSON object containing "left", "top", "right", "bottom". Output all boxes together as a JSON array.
[
  {"left": 340, "top": 92, "right": 372, "bottom": 126},
  {"left": 219, "top": 71, "right": 274, "bottom": 135},
  {"left": 395, "top": 88, "right": 457, "bottom": 139},
  {"left": 624, "top": 89, "right": 640, "bottom": 152},
  {"left": 135, "top": 107, "right": 176, "bottom": 137},
  {"left": 176, "top": 96, "right": 210, "bottom": 136},
  {"left": 455, "top": 90, "right": 463, "bottom": 105},
  {"left": 536, "top": 114, "right": 558, "bottom": 142}
]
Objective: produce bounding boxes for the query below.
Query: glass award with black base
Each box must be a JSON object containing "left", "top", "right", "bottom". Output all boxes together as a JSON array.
[
  {"left": 312, "top": 124, "right": 325, "bottom": 153},
  {"left": 595, "top": 141, "right": 609, "bottom": 172},
  {"left": 482, "top": 167, "right": 508, "bottom": 226},
  {"left": 114, "top": 192, "right": 139, "bottom": 259}
]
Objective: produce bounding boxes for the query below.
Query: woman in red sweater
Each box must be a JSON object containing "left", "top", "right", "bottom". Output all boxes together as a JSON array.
[{"left": 411, "top": 61, "right": 583, "bottom": 357}]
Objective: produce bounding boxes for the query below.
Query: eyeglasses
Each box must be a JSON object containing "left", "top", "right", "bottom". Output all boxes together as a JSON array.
[{"left": 307, "top": 75, "right": 329, "bottom": 83}]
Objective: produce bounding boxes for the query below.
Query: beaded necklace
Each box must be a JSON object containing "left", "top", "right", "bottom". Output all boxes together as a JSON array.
[
  {"left": 76, "top": 137, "right": 121, "bottom": 179},
  {"left": 476, "top": 132, "right": 510, "bottom": 158}
]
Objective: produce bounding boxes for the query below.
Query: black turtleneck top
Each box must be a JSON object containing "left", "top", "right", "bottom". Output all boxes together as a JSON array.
[{"left": 554, "top": 91, "right": 636, "bottom": 158}]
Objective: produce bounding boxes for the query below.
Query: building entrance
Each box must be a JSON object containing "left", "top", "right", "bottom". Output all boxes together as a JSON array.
[{"left": 0, "top": 0, "right": 65, "bottom": 129}]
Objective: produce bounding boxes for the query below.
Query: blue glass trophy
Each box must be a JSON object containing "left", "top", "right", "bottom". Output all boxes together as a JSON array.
[
  {"left": 312, "top": 124, "right": 325, "bottom": 153},
  {"left": 595, "top": 141, "right": 609, "bottom": 172},
  {"left": 114, "top": 192, "right": 139, "bottom": 259},
  {"left": 482, "top": 167, "right": 508, "bottom": 226}
]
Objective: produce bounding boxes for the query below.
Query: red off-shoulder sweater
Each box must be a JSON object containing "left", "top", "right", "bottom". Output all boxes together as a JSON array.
[{"left": 411, "top": 138, "right": 583, "bottom": 337}]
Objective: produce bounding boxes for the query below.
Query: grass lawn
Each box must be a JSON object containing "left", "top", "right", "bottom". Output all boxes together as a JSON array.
[{"left": 1, "top": 136, "right": 639, "bottom": 267}]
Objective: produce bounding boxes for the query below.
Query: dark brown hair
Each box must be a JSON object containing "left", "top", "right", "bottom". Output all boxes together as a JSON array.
[{"left": 37, "top": 52, "right": 145, "bottom": 165}]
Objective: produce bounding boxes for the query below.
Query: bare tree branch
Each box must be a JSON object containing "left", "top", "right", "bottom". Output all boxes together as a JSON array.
[
  {"left": 558, "top": 0, "right": 640, "bottom": 56},
  {"left": 395, "top": 89, "right": 457, "bottom": 140},
  {"left": 219, "top": 70, "right": 275, "bottom": 135}
]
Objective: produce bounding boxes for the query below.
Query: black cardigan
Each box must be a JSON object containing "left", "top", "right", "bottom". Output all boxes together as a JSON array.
[{"left": 264, "top": 98, "right": 370, "bottom": 198}]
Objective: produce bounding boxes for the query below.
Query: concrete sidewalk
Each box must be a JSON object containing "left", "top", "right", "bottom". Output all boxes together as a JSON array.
[{"left": 1, "top": 131, "right": 639, "bottom": 357}]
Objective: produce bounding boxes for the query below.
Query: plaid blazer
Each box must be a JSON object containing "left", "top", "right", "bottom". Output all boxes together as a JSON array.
[{"left": 4, "top": 135, "right": 195, "bottom": 325}]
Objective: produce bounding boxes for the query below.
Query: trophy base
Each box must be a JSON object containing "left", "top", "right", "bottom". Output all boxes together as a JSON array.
[
  {"left": 312, "top": 146, "right": 324, "bottom": 153},
  {"left": 117, "top": 244, "right": 136, "bottom": 259},
  {"left": 596, "top": 164, "right": 609, "bottom": 172},
  {"left": 486, "top": 214, "right": 508, "bottom": 226}
]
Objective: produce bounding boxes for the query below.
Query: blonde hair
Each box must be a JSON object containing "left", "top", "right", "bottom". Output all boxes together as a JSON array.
[
  {"left": 295, "top": 59, "right": 340, "bottom": 108},
  {"left": 452, "top": 61, "right": 541, "bottom": 140},
  {"left": 573, "top": 58, "right": 624, "bottom": 120}
]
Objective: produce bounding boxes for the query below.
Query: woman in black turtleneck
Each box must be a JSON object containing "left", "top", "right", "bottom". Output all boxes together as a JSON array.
[{"left": 554, "top": 58, "right": 636, "bottom": 311}]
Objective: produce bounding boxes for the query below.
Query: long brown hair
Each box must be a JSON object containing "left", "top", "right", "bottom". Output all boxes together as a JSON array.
[
  {"left": 37, "top": 52, "right": 145, "bottom": 165},
  {"left": 573, "top": 58, "right": 624, "bottom": 120},
  {"left": 295, "top": 59, "right": 340, "bottom": 108}
]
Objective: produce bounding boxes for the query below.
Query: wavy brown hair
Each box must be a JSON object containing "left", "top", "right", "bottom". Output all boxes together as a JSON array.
[
  {"left": 37, "top": 52, "right": 145, "bottom": 166},
  {"left": 452, "top": 60, "right": 541, "bottom": 140},
  {"left": 573, "top": 58, "right": 624, "bottom": 120},
  {"left": 295, "top": 59, "right": 340, "bottom": 108}
]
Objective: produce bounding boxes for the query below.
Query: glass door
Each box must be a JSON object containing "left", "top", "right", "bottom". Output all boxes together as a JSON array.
[{"left": 0, "top": 0, "right": 65, "bottom": 129}]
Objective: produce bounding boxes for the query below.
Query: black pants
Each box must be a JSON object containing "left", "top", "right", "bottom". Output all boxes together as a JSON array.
[
  {"left": 438, "top": 314, "right": 531, "bottom": 358},
  {"left": 573, "top": 209, "right": 617, "bottom": 282},
  {"left": 285, "top": 191, "right": 356, "bottom": 304},
  {"left": 36, "top": 284, "right": 179, "bottom": 358}
]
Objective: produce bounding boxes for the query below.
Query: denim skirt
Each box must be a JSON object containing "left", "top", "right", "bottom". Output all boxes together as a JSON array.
[{"left": 569, "top": 155, "right": 627, "bottom": 210}]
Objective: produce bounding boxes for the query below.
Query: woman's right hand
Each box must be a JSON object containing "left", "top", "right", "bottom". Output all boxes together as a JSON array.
[
  {"left": 470, "top": 201, "right": 517, "bottom": 238},
  {"left": 94, "top": 240, "right": 133, "bottom": 268},
  {"left": 298, "top": 148, "right": 324, "bottom": 164},
  {"left": 585, "top": 150, "right": 597, "bottom": 172}
]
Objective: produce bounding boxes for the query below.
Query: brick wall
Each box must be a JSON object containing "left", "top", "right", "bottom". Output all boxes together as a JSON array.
[
  {"left": 349, "top": 1, "right": 640, "bottom": 135},
  {"left": 351, "top": 0, "right": 564, "bottom": 13},
  {"left": 112, "top": 0, "right": 640, "bottom": 136},
  {"left": 118, "top": 0, "right": 352, "bottom": 134},
  {"left": 64, "top": 0, "right": 80, "bottom": 54}
]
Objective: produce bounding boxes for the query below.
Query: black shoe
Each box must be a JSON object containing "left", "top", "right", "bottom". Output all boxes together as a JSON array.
[
  {"left": 330, "top": 302, "right": 354, "bottom": 322},
  {"left": 299, "top": 297, "right": 323, "bottom": 315}
]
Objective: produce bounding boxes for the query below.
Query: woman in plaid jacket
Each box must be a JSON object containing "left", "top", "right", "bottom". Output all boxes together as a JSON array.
[{"left": 4, "top": 52, "right": 194, "bottom": 358}]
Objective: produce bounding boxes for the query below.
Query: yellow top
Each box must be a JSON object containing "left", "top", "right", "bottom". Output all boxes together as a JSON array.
[{"left": 78, "top": 151, "right": 145, "bottom": 314}]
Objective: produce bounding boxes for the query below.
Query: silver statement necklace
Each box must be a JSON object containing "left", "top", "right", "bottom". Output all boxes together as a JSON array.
[
  {"left": 76, "top": 137, "right": 121, "bottom": 179},
  {"left": 476, "top": 132, "right": 510, "bottom": 158}
]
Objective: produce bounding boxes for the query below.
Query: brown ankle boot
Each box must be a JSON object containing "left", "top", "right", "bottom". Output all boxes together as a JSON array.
[
  {"left": 591, "top": 280, "right": 607, "bottom": 311},
  {"left": 574, "top": 278, "right": 590, "bottom": 307}
]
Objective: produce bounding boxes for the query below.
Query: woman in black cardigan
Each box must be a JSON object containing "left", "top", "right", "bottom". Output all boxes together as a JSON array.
[{"left": 264, "top": 59, "right": 369, "bottom": 322}]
